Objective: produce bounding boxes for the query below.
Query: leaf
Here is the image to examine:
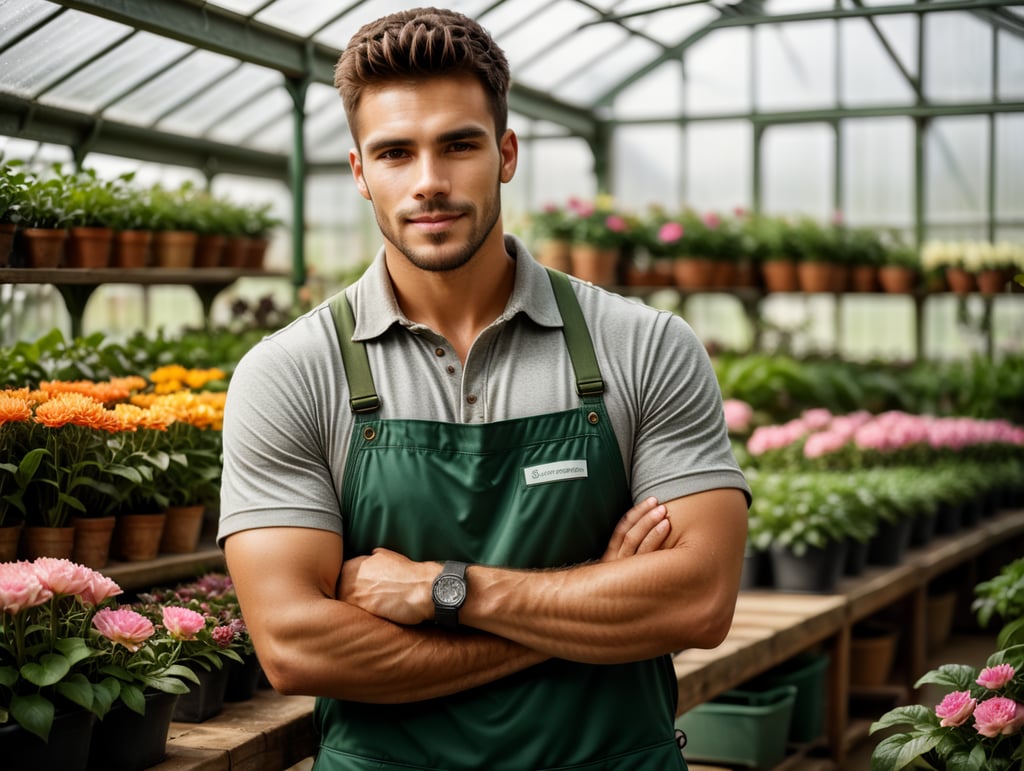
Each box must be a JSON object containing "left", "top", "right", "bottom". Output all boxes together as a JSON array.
[
  {"left": 0, "top": 664, "right": 19, "bottom": 687},
  {"left": 9, "top": 693, "right": 54, "bottom": 742},
  {"left": 55, "top": 672, "right": 95, "bottom": 712},
  {"left": 21, "top": 651, "right": 71, "bottom": 687},
  {"left": 143, "top": 674, "right": 192, "bottom": 694},
  {"left": 893, "top": 732, "right": 942, "bottom": 769},
  {"left": 55, "top": 635, "right": 94, "bottom": 667},
  {"left": 91, "top": 677, "right": 121, "bottom": 719},
  {"left": 915, "top": 664, "right": 976, "bottom": 690},
  {"left": 120, "top": 682, "right": 146, "bottom": 715},
  {"left": 871, "top": 705, "right": 935, "bottom": 733}
]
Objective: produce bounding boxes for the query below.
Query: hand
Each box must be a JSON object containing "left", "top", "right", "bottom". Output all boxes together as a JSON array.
[
  {"left": 600, "top": 497, "right": 670, "bottom": 562},
  {"left": 339, "top": 548, "right": 436, "bottom": 625}
]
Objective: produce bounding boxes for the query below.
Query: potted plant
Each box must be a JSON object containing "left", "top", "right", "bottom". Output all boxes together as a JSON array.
[
  {"left": 844, "top": 226, "right": 884, "bottom": 292},
  {"left": 877, "top": 231, "right": 921, "bottom": 294},
  {"left": 64, "top": 168, "right": 123, "bottom": 269},
  {"left": 972, "top": 556, "right": 1024, "bottom": 636},
  {"left": 565, "top": 195, "right": 631, "bottom": 285},
  {"left": 746, "top": 214, "right": 796, "bottom": 293},
  {"left": 239, "top": 201, "right": 280, "bottom": 269},
  {"left": 526, "top": 202, "right": 574, "bottom": 273},
  {"left": 0, "top": 158, "right": 28, "bottom": 265},
  {"left": 105, "top": 174, "right": 156, "bottom": 269},
  {"left": 18, "top": 164, "right": 76, "bottom": 268},
  {"left": 784, "top": 216, "right": 838, "bottom": 293},
  {"left": 148, "top": 182, "right": 199, "bottom": 268}
]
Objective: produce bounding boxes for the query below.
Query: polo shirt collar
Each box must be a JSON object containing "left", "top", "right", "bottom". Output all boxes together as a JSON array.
[{"left": 347, "top": 234, "right": 564, "bottom": 342}]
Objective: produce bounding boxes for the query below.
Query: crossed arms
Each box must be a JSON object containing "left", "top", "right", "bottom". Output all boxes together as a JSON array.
[{"left": 224, "top": 488, "right": 748, "bottom": 704}]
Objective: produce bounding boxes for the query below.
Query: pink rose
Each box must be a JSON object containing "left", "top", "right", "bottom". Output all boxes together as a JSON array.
[
  {"left": 93, "top": 607, "right": 155, "bottom": 652},
  {"left": 935, "top": 690, "right": 976, "bottom": 727},
  {"left": 973, "top": 697, "right": 1024, "bottom": 737},
  {"left": 0, "top": 561, "right": 53, "bottom": 615},
  {"left": 605, "top": 215, "right": 627, "bottom": 233},
  {"left": 162, "top": 606, "right": 207, "bottom": 640},
  {"left": 977, "top": 663, "right": 1016, "bottom": 691}
]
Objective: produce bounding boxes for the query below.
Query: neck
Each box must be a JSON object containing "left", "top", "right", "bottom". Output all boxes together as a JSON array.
[{"left": 386, "top": 230, "right": 515, "bottom": 362}]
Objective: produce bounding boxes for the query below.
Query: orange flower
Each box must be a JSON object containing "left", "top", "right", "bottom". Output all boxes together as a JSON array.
[
  {"left": 0, "top": 392, "right": 33, "bottom": 425},
  {"left": 33, "top": 392, "right": 106, "bottom": 429}
]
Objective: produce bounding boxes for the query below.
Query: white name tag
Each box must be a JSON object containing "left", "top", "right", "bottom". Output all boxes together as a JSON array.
[{"left": 523, "top": 460, "right": 589, "bottom": 486}]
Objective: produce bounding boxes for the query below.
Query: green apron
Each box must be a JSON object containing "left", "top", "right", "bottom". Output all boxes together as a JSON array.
[{"left": 315, "top": 269, "right": 686, "bottom": 771}]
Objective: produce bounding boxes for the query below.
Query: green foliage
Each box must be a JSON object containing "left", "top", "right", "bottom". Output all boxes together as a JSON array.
[
  {"left": 0, "top": 158, "right": 29, "bottom": 224},
  {"left": 972, "top": 557, "right": 1024, "bottom": 631}
]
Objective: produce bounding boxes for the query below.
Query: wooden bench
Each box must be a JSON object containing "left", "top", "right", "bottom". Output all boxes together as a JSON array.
[{"left": 151, "top": 508, "right": 1024, "bottom": 770}]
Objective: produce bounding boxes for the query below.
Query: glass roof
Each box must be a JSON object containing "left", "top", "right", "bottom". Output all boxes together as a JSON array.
[{"left": 0, "top": 0, "right": 1018, "bottom": 176}]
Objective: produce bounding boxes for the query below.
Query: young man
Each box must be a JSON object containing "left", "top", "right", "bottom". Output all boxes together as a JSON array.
[{"left": 220, "top": 8, "right": 750, "bottom": 770}]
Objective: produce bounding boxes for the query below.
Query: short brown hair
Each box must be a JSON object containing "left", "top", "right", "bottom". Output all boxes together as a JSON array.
[{"left": 334, "top": 7, "right": 510, "bottom": 144}]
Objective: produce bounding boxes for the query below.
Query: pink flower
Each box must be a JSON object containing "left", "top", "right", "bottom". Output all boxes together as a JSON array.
[
  {"left": 79, "top": 572, "right": 123, "bottom": 607},
  {"left": 977, "top": 663, "right": 1016, "bottom": 691},
  {"left": 605, "top": 215, "right": 627, "bottom": 233},
  {"left": 733, "top": 206, "right": 748, "bottom": 219},
  {"left": 0, "top": 561, "right": 53, "bottom": 615},
  {"left": 93, "top": 607, "right": 155, "bottom": 652},
  {"left": 723, "top": 399, "right": 753, "bottom": 434},
  {"left": 935, "top": 690, "right": 976, "bottom": 727},
  {"left": 658, "top": 222, "right": 684, "bottom": 244},
  {"left": 162, "top": 606, "right": 207, "bottom": 640},
  {"left": 801, "top": 408, "right": 833, "bottom": 430},
  {"left": 973, "top": 696, "right": 1024, "bottom": 737},
  {"left": 803, "top": 430, "right": 849, "bottom": 459},
  {"left": 211, "top": 625, "right": 235, "bottom": 649},
  {"left": 32, "top": 557, "right": 93, "bottom": 598},
  {"left": 703, "top": 211, "right": 721, "bottom": 229}
]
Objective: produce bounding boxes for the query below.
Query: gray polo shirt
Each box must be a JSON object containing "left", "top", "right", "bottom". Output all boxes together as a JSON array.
[{"left": 218, "top": 235, "right": 749, "bottom": 545}]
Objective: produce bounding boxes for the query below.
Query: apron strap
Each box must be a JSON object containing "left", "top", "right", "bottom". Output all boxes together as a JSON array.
[
  {"left": 327, "top": 269, "right": 605, "bottom": 413},
  {"left": 545, "top": 268, "right": 606, "bottom": 397},
  {"left": 328, "top": 291, "right": 381, "bottom": 414}
]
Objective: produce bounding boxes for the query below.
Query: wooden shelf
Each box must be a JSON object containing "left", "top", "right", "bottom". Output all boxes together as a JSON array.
[{"left": 102, "top": 542, "right": 225, "bottom": 593}]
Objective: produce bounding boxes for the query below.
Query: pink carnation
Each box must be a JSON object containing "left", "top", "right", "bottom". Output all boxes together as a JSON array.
[
  {"left": 800, "top": 408, "right": 833, "bottom": 430},
  {"left": 803, "top": 430, "right": 849, "bottom": 459},
  {"left": 723, "top": 399, "right": 753, "bottom": 434},
  {"left": 93, "top": 607, "right": 155, "bottom": 652},
  {"left": 211, "top": 625, "right": 235, "bottom": 649},
  {"left": 79, "top": 572, "right": 123, "bottom": 607},
  {"left": 973, "top": 696, "right": 1024, "bottom": 738},
  {"left": 977, "top": 663, "right": 1016, "bottom": 691},
  {"left": 0, "top": 561, "right": 53, "bottom": 614},
  {"left": 658, "top": 222, "right": 683, "bottom": 243},
  {"left": 32, "top": 557, "right": 94, "bottom": 598},
  {"left": 605, "top": 215, "right": 627, "bottom": 233},
  {"left": 162, "top": 606, "right": 207, "bottom": 640},
  {"left": 935, "top": 690, "right": 976, "bottom": 727}
]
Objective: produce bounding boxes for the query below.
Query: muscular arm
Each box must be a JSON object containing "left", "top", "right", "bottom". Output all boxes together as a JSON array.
[
  {"left": 224, "top": 497, "right": 671, "bottom": 704},
  {"left": 342, "top": 487, "right": 748, "bottom": 665}
]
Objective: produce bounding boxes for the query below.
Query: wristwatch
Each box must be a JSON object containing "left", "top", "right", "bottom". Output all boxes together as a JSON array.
[{"left": 431, "top": 561, "right": 469, "bottom": 628}]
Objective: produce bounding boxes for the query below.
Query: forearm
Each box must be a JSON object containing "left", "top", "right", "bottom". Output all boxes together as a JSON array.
[{"left": 259, "top": 594, "right": 546, "bottom": 703}]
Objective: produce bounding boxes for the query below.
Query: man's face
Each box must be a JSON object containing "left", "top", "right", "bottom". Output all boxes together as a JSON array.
[{"left": 349, "top": 75, "right": 517, "bottom": 273}]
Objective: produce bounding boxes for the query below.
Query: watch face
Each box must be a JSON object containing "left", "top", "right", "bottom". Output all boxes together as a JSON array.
[{"left": 433, "top": 575, "right": 466, "bottom": 607}]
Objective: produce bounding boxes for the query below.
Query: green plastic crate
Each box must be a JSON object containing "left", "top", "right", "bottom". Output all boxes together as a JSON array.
[
  {"left": 746, "top": 651, "right": 829, "bottom": 743},
  {"left": 675, "top": 684, "right": 796, "bottom": 770}
]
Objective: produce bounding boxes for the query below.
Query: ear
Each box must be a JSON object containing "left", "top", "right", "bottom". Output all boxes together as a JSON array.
[
  {"left": 499, "top": 129, "right": 518, "bottom": 184},
  {"left": 350, "top": 148, "right": 371, "bottom": 201}
]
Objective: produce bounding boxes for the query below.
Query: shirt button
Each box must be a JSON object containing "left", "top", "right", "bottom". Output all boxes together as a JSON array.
[
  {"left": 466, "top": 394, "right": 478, "bottom": 405},
  {"left": 435, "top": 348, "right": 445, "bottom": 357},
  {"left": 446, "top": 365, "right": 455, "bottom": 374}
]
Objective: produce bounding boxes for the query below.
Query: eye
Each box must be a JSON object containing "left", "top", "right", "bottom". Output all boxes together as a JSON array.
[
  {"left": 379, "top": 148, "right": 409, "bottom": 160},
  {"left": 448, "top": 141, "right": 475, "bottom": 153}
]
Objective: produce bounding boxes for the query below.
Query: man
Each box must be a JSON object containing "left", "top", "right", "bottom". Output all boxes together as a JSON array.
[{"left": 220, "top": 7, "right": 750, "bottom": 770}]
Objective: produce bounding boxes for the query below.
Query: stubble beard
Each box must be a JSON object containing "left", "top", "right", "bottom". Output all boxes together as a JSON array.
[{"left": 374, "top": 181, "right": 503, "bottom": 274}]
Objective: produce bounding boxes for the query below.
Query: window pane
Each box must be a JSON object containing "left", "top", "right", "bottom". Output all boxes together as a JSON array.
[
  {"left": 756, "top": 22, "right": 836, "bottom": 110},
  {"left": 763, "top": 123, "right": 834, "bottom": 218},
  {"left": 925, "top": 116, "right": 987, "bottom": 230},
  {"left": 924, "top": 12, "right": 992, "bottom": 102},
  {"left": 614, "top": 125, "right": 683, "bottom": 210},
  {"left": 840, "top": 15, "right": 917, "bottom": 106},
  {"left": 842, "top": 117, "right": 913, "bottom": 227},
  {"left": 686, "top": 28, "right": 752, "bottom": 116},
  {"left": 686, "top": 122, "right": 752, "bottom": 214}
]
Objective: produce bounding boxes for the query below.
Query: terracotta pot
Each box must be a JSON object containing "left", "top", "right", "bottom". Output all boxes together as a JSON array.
[
  {"left": 0, "top": 222, "right": 16, "bottom": 266},
  {"left": 734, "top": 259, "right": 759, "bottom": 288},
  {"left": 19, "top": 525, "right": 75, "bottom": 559},
  {"left": 761, "top": 259, "right": 799, "bottom": 293},
  {"left": 244, "top": 237, "right": 269, "bottom": 269},
  {"left": 533, "top": 239, "right": 572, "bottom": 273},
  {"left": 570, "top": 244, "right": 619, "bottom": 285},
  {"left": 976, "top": 268, "right": 1009, "bottom": 296},
  {"left": 711, "top": 260, "right": 738, "bottom": 288},
  {"left": 0, "top": 523, "right": 22, "bottom": 561},
  {"left": 672, "top": 256, "right": 715, "bottom": 290},
  {"left": 21, "top": 227, "right": 68, "bottom": 268},
  {"left": 849, "top": 625, "right": 899, "bottom": 687},
  {"left": 797, "top": 261, "right": 834, "bottom": 293},
  {"left": 114, "top": 513, "right": 166, "bottom": 562},
  {"left": 878, "top": 266, "right": 918, "bottom": 294},
  {"left": 222, "top": 236, "right": 249, "bottom": 268},
  {"left": 850, "top": 264, "right": 877, "bottom": 292},
  {"left": 152, "top": 230, "right": 197, "bottom": 268},
  {"left": 112, "top": 230, "right": 152, "bottom": 268},
  {"left": 160, "top": 504, "right": 205, "bottom": 554},
  {"left": 945, "top": 266, "right": 976, "bottom": 295},
  {"left": 67, "top": 227, "right": 113, "bottom": 268},
  {"left": 71, "top": 515, "right": 117, "bottom": 569},
  {"left": 194, "top": 234, "right": 226, "bottom": 268},
  {"left": 830, "top": 264, "right": 849, "bottom": 293}
]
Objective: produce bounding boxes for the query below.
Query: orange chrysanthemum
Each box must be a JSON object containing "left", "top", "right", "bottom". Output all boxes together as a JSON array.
[
  {"left": 33, "top": 392, "right": 108, "bottom": 429},
  {"left": 0, "top": 392, "right": 33, "bottom": 425}
]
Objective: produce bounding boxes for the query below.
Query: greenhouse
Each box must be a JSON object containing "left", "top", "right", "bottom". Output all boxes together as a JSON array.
[{"left": 1, "top": 2, "right": 1023, "bottom": 770}]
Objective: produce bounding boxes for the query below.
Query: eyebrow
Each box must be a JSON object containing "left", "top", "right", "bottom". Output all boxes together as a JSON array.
[{"left": 363, "top": 126, "right": 490, "bottom": 156}]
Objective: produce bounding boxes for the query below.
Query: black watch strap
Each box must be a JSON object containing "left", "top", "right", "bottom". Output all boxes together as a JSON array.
[{"left": 432, "top": 560, "right": 468, "bottom": 628}]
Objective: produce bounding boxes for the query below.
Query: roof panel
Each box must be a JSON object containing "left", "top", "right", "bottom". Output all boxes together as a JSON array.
[
  {"left": 0, "top": 0, "right": 61, "bottom": 49},
  {"left": 41, "top": 31, "right": 191, "bottom": 114},
  {"left": 206, "top": 86, "right": 294, "bottom": 146},
  {"left": 0, "top": 9, "right": 131, "bottom": 98},
  {"left": 552, "top": 34, "right": 660, "bottom": 106},
  {"left": 103, "top": 50, "right": 240, "bottom": 127},
  {"left": 254, "top": 0, "right": 351, "bottom": 38},
  {"left": 312, "top": 0, "right": 501, "bottom": 50},
  {"left": 156, "top": 63, "right": 282, "bottom": 138},
  {"left": 501, "top": 1, "right": 597, "bottom": 84},
  {"left": 624, "top": 4, "right": 719, "bottom": 47}
]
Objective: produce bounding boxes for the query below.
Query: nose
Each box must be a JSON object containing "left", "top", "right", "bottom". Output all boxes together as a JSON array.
[{"left": 412, "top": 155, "right": 451, "bottom": 200}]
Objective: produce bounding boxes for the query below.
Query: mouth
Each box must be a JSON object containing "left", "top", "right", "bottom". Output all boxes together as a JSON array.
[{"left": 406, "top": 211, "right": 464, "bottom": 233}]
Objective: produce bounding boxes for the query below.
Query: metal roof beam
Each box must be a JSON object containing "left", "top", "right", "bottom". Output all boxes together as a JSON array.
[
  {"left": 508, "top": 84, "right": 598, "bottom": 142},
  {"left": 0, "top": 92, "right": 289, "bottom": 179},
  {"left": 53, "top": 0, "right": 337, "bottom": 82}
]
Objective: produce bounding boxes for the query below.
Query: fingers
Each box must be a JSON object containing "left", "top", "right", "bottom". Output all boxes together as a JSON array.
[{"left": 601, "top": 497, "right": 670, "bottom": 562}]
